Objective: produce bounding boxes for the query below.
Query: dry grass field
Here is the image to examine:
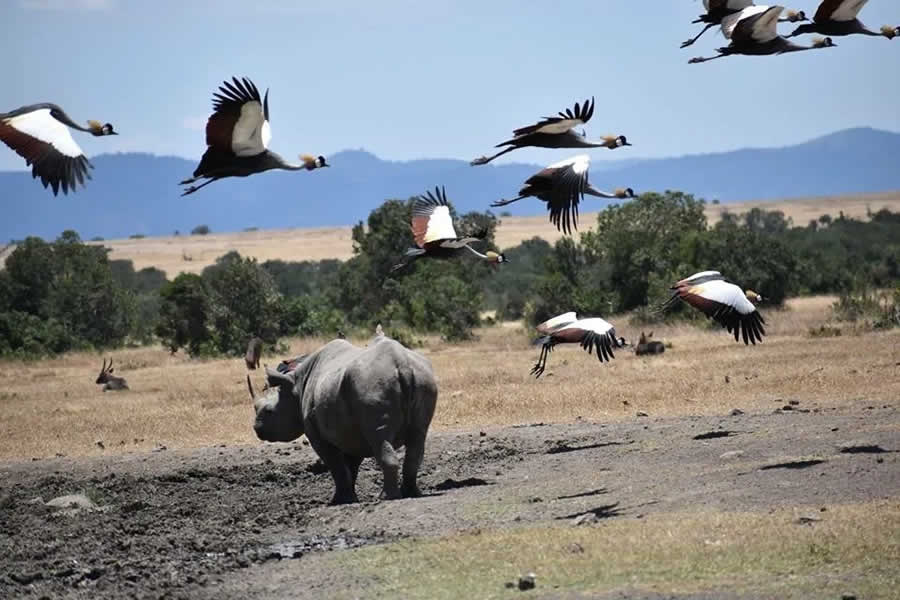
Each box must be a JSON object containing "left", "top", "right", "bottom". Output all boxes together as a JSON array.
[
  {"left": 12, "top": 189, "right": 888, "bottom": 278},
  {"left": 1, "top": 295, "right": 898, "bottom": 599},
  {"left": 1, "top": 295, "right": 896, "bottom": 461}
]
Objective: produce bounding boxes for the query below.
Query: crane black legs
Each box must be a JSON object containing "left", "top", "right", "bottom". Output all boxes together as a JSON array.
[
  {"left": 470, "top": 145, "right": 516, "bottom": 166},
  {"left": 490, "top": 195, "right": 526, "bottom": 208},
  {"left": 179, "top": 177, "right": 221, "bottom": 196},
  {"left": 681, "top": 23, "right": 715, "bottom": 49}
]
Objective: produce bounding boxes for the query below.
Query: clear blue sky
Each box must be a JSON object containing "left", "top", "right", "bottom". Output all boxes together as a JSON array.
[{"left": 2, "top": 0, "right": 899, "bottom": 172}]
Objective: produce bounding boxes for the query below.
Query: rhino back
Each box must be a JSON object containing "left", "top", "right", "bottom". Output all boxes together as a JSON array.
[{"left": 303, "top": 340, "right": 436, "bottom": 457}]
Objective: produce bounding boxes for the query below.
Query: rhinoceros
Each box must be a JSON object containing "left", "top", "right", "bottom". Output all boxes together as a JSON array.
[{"left": 249, "top": 329, "right": 438, "bottom": 504}]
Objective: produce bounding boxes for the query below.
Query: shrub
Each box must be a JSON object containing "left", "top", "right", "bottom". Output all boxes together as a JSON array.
[{"left": 191, "top": 225, "right": 211, "bottom": 235}]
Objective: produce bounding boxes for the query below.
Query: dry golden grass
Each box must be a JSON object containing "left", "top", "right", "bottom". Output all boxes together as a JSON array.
[
  {"left": 19, "top": 190, "right": 890, "bottom": 279},
  {"left": 316, "top": 500, "right": 900, "bottom": 599},
  {"left": 0, "top": 296, "right": 897, "bottom": 460}
]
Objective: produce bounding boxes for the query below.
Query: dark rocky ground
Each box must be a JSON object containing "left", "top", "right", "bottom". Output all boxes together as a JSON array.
[{"left": 1, "top": 402, "right": 897, "bottom": 599}]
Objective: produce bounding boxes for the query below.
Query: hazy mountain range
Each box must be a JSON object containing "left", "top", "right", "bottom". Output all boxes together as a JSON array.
[{"left": 1, "top": 127, "right": 899, "bottom": 242}]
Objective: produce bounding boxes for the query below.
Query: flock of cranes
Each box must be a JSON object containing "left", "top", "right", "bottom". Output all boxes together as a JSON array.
[
  {"left": 684, "top": 0, "right": 897, "bottom": 63},
  {"left": 0, "top": 0, "right": 893, "bottom": 377}
]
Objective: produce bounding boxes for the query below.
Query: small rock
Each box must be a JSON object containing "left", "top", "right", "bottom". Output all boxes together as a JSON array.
[
  {"left": 636, "top": 411, "right": 649, "bottom": 417},
  {"left": 720, "top": 450, "right": 744, "bottom": 460},
  {"left": 152, "top": 444, "right": 167, "bottom": 452},
  {"left": 622, "top": 400, "right": 630, "bottom": 406},
  {"left": 451, "top": 391, "right": 463, "bottom": 398},
  {"left": 479, "top": 431, "right": 487, "bottom": 437},
  {"left": 9, "top": 571, "right": 42, "bottom": 585},
  {"left": 789, "top": 399, "right": 800, "bottom": 406},
  {"left": 724, "top": 375, "right": 730, "bottom": 384},
  {"left": 841, "top": 594, "right": 857, "bottom": 600},
  {"left": 518, "top": 573, "right": 536, "bottom": 591},
  {"left": 95, "top": 440, "right": 105, "bottom": 450},
  {"left": 573, "top": 513, "right": 599, "bottom": 526},
  {"left": 730, "top": 408, "right": 745, "bottom": 416},
  {"left": 45, "top": 494, "right": 98, "bottom": 512}
]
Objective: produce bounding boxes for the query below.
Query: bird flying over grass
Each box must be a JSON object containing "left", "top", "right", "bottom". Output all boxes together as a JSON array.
[{"left": 659, "top": 270, "right": 766, "bottom": 344}]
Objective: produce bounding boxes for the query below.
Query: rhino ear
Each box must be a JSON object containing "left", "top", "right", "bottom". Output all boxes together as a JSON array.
[{"left": 265, "top": 365, "right": 294, "bottom": 389}]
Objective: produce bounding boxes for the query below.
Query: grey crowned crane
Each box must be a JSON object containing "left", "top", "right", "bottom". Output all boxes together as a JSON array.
[
  {"left": 180, "top": 77, "right": 328, "bottom": 196},
  {"left": 681, "top": 1, "right": 808, "bottom": 48},
  {"left": 0, "top": 104, "right": 117, "bottom": 195},
  {"left": 785, "top": 0, "right": 899, "bottom": 40},
  {"left": 470, "top": 98, "right": 630, "bottom": 166},
  {"left": 531, "top": 312, "right": 626, "bottom": 378},
  {"left": 688, "top": 5, "right": 837, "bottom": 64},
  {"left": 490, "top": 154, "right": 635, "bottom": 236},
  {"left": 391, "top": 186, "right": 507, "bottom": 272},
  {"left": 659, "top": 271, "right": 766, "bottom": 344}
]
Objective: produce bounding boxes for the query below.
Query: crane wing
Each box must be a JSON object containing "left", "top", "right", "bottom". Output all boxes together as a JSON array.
[
  {"left": 205, "top": 76, "right": 270, "bottom": 157},
  {"left": 721, "top": 4, "right": 768, "bottom": 39},
  {"left": 536, "top": 312, "right": 578, "bottom": 335},
  {"left": 566, "top": 317, "right": 620, "bottom": 363},
  {"left": 411, "top": 186, "right": 458, "bottom": 247},
  {"left": 512, "top": 98, "right": 594, "bottom": 137},
  {"left": 675, "top": 270, "right": 724, "bottom": 286},
  {"left": 540, "top": 155, "right": 589, "bottom": 236},
  {"left": 817, "top": 0, "right": 867, "bottom": 22},
  {"left": 677, "top": 279, "right": 766, "bottom": 344},
  {"left": 0, "top": 109, "right": 91, "bottom": 195}
]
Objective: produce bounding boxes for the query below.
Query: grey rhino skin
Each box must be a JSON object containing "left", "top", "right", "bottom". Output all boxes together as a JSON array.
[{"left": 253, "top": 334, "right": 437, "bottom": 505}]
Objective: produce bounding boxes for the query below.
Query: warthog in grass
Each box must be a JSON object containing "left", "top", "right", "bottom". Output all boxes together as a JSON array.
[
  {"left": 249, "top": 327, "right": 438, "bottom": 504},
  {"left": 245, "top": 337, "right": 263, "bottom": 370},
  {"left": 95, "top": 358, "right": 129, "bottom": 391},
  {"left": 635, "top": 331, "right": 665, "bottom": 356}
]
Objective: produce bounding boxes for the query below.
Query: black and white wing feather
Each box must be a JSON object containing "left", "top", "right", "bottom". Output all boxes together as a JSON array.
[
  {"left": 410, "top": 186, "right": 459, "bottom": 248},
  {"left": 512, "top": 98, "right": 595, "bottom": 137},
  {"left": 205, "top": 76, "right": 271, "bottom": 157},
  {"left": 0, "top": 106, "right": 91, "bottom": 195},
  {"left": 521, "top": 154, "right": 590, "bottom": 235}
]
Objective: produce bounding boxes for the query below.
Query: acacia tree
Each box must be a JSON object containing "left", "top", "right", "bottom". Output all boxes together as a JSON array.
[{"left": 335, "top": 197, "right": 498, "bottom": 340}]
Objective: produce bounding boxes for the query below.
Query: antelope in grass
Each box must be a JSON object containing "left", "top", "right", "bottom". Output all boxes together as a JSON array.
[
  {"left": 245, "top": 337, "right": 263, "bottom": 370},
  {"left": 635, "top": 331, "right": 665, "bottom": 356},
  {"left": 95, "top": 358, "right": 128, "bottom": 391}
]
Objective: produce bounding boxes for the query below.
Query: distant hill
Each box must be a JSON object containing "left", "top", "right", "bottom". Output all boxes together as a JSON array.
[{"left": 2, "top": 127, "right": 899, "bottom": 241}]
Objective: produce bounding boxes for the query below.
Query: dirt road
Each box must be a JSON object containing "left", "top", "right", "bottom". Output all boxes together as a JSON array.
[{"left": 1, "top": 402, "right": 897, "bottom": 599}]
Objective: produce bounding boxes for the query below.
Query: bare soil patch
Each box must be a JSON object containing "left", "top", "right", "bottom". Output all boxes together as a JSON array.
[{"left": 1, "top": 404, "right": 897, "bottom": 599}]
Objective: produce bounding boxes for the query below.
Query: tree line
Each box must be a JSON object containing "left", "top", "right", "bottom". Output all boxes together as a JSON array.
[{"left": 1, "top": 191, "right": 897, "bottom": 358}]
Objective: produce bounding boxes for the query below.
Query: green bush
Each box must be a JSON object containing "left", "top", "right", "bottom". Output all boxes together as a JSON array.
[
  {"left": 0, "top": 231, "right": 134, "bottom": 355},
  {"left": 832, "top": 286, "right": 900, "bottom": 330}
]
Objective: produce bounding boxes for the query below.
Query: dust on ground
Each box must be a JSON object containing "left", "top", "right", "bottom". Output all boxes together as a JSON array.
[{"left": 1, "top": 400, "right": 897, "bottom": 599}]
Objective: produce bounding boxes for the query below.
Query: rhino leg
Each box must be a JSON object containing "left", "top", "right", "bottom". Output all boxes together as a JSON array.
[
  {"left": 372, "top": 439, "right": 402, "bottom": 500},
  {"left": 305, "top": 428, "right": 359, "bottom": 505},
  {"left": 401, "top": 428, "right": 427, "bottom": 498},
  {"left": 345, "top": 453, "right": 363, "bottom": 489}
]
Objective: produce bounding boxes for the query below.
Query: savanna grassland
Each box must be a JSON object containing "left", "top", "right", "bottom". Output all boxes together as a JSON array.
[
  {"left": 1, "top": 297, "right": 898, "bottom": 598},
  {"left": 58, "top": 190, "right": 900, "bottom": 278},
  {"left": 1, "top": 296, "right": 896, "bottom": 460}
]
